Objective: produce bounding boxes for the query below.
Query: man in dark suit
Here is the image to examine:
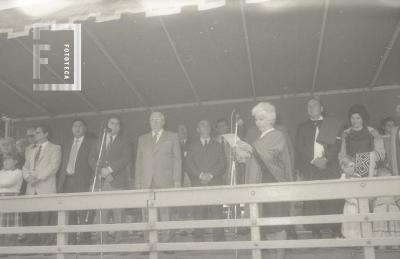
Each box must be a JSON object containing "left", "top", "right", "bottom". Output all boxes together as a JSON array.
[
  {"left": 185, "top": 120, "right": 226, "bottom": 241},
  {"left": 135, "top": 111, "right": 181, "bottom": 242},
  {"left": 89, "top": 115, "right": 132, "bottom": 243},
  {"left": 295, "top": 98, "right": 343, "bottom": 238},
  {"left": 57, "top": 118, "right": 94, "bottom": 244}
]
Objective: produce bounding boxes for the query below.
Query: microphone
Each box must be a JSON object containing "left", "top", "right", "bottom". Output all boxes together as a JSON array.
[
  {"left": 230, "top": 109, "right": 236, "bottom": 134},
  {"left": 235, "top": 113, "right": 244, "bottom": 126}
]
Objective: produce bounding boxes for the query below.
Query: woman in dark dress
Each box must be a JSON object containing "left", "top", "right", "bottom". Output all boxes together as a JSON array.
[{"left": 339, "top": 104, "right": 385, "bottom": 177}]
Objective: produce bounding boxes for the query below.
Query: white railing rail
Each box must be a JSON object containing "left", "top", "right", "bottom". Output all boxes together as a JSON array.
[{"left": 0, "top": 176, "right": 400, "bottom": 259}]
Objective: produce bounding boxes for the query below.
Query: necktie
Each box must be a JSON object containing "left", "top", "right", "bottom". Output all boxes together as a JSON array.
[
  {"left": 107, "top": 135, "right": 113, "bottom": 151},
  {"left": 33, "top": 145, "right": 42, "bottom": 170},
  {"left": 313, "top": 120, "right": 323, "bottom": 128},
  {"left": 153, "top": 132, "right": 159, "bottom": 144},
  {"left": 66, "top": 139, "right": 80, "bottom": 175}
]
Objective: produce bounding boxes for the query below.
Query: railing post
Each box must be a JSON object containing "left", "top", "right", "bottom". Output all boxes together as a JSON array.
[
  {"left": 56, "top": 211, "right": 68, "bottom": 259},
  {"left": 148, "top": 200, "right": 158, "bottom": 259},
  {"left": 359, "top": 198, "right": 375, "bottom": 259},
  {"left": 249, "top": 203, "right": 262, "bottom": 259}
]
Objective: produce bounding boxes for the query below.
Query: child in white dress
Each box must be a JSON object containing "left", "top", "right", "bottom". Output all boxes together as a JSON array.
[
  {"left": 340, "top": 156, "right": 363, "bottom": 239},
  {"left": 372, "top": 167, "right": 400, "bottom": 249},
  {"left": 0, "top": 154, "right": 23, "bottom": 246}
]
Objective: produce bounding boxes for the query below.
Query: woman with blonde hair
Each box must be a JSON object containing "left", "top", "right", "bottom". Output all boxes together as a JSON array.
[{"left": 237, "top": 102, "right": 292, "bottom": 259}]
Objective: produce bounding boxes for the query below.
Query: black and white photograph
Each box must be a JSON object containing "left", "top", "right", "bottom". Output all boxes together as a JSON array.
[{"left": 0, "top": 0, "right": 400, "bottom": 259}]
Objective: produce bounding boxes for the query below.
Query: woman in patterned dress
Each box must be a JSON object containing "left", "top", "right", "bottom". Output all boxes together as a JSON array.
[{"left": 339, "top": 104, "right": 385, "bottom": 177}]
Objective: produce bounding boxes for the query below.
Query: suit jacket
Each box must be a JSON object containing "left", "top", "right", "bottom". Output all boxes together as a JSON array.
[
  {"left": 295, "top": 118, "right": 341, "bottom": 180},
  {"left": 135, "top": 130, "right": 181, "bottom": 189},
  {"left": 180, "top": 139, "right": 190, "bottom": 161},
  {"left": 89, "top": 135, "right": 132, "bottom": 190},
  {"left": 22, "top": 141, "right": 61, "bottom": 195},
  {"left": 179, "top": 139, "right": 190, "bottom": 185},
  {"left": 58, "top": 136, "right": 94, "bottom": 193},
  {"left": 185, "top": 138, "right": 226, "bottom": 186}
]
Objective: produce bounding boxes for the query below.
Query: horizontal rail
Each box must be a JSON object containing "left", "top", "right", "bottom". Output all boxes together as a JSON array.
[
  {"left": 0, "top": 189, "right": 153, "bottom": 213},
  {"left": 0, "top": 177, "right": 399, "bottom": 213},
  {"left": 1, "top": 177, "right": 399, "bottom": 259},
  {"left": 153, "top": 177, "right": 400, "bottom": 207},
  {"left": 1, "top": 212, "right": 399, "bottom": 234},
  {"left": 1, "top": 238, "right": 400, "bottom": 254}
]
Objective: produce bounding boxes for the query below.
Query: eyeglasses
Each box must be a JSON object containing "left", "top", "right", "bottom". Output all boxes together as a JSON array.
[{"left": 27, "top": 134, "right": 35, "bottom": 138}]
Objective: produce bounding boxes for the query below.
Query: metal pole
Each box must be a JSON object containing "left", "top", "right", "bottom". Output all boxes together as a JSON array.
[{"left": 85, "top": 127, "right": 108, "bottom": 259}]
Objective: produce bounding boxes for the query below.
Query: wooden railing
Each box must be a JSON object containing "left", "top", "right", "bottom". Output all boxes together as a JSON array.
[{"left": 1, "top": 176, "right": 400, "bottom": 259}]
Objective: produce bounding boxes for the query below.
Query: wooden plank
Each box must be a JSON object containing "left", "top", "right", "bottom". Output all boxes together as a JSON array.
[
  {"left": 1, "top": 212, "right": 400, "bottom": 235},
  {"left": 249, "top": 203, "right": 262, "bottom": 259},
  {"left": 153, "top": 177, "right": 400, "bottom": 207},
  {"left": 0, "top": 246, "right": 58, "bottom": 254},
  {"left": 1, "top": 238, "right": 399, "bottom": 254},
  {"left": 0, "top": 177, "right": 399, "bottom": 213},
  {"left": 56, "top": 211, "right": 68, "bottom": 259},
  {"left": 0, "top": 189, "right": 152, "bottom": 213},
  {"left": 359, "top": 198, "right": 376, "bottom": 259},
  {"left": 154, "top": 238, "right": 400, "bottom": 251},
  {"left": 148, "top": 200, "right": 158, "bottom": 259}
]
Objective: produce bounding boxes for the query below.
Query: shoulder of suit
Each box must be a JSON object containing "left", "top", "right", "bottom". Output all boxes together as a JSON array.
[
  {"left": 164, "top": 131, "right": 178, "bottom": 139},
  {"left": 48, "top": 142, "right": 60, "bottom": 148},
  {"left": 298, "top": 119, "right": 312, "bottom": 128},
  {"left": 47, "top": 142, "right": 61, "bottom": 151},
  {"left": 140, "top": 132, "right": 151, "bottom": 138}
]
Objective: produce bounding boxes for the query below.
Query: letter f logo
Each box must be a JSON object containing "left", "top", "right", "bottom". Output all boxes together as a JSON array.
[{"left": 33, "top": 25, "right": 50, "bottom": 80}]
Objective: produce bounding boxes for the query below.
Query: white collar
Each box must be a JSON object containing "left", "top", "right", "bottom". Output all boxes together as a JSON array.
[
  {"left": 260, "top": 128, "right": 275, "bottom": 139},
  {"left": 200, "top": 137, "right": 211, "bottom": 141},
  {"left": 152, "top": 129, "right": 163, "bottom": 137},
  {"left": 310, "top": 116, "right": 324, "bottom": 121},
  {"left": 107, "top": 134, "right": 117, "bottom": 139},
  {"left": 74, "top": 136, "right": 84, "bottom": 142},
  {"left": 38, "top": 141, "right": 49, "bottom": 148}
]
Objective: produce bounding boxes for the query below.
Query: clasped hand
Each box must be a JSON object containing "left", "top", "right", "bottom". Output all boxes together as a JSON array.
[
  {"left": 26, "top": 174, "right": 39, "bottom": 186},
  {"left": 311, "top": 157, "right": 328, "bottom": 170},
  {"left": 199, "top": 172, "right": 213, "bottom": 185}
]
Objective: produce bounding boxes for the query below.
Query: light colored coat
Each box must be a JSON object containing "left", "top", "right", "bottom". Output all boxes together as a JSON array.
[
  {"left": 135, "top": 130, "right": 181, "bottom": 189},
  {"left": 22, "top": 141, "right": 61, "bottom": 195}
]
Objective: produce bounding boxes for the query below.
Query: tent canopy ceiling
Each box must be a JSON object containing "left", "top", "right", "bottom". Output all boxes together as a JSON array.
[{"left": 0, "top": 0, "right": 399, "bottom": 121}]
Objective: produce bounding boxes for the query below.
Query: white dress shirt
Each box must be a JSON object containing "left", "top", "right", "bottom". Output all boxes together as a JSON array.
[
  {"left": 66, "top": 136, "right": 84, "bottom": 175},
  {"left": 152, "top": 129, "right": 163, "bottom": 143},
  {"left": 312, "top": 116, "right": 325, "bottom": 161}
]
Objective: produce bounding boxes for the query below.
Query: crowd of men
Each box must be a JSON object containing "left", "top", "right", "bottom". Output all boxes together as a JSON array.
[{"left": 1, "top": 99, "right": 400, "bottom": 251}]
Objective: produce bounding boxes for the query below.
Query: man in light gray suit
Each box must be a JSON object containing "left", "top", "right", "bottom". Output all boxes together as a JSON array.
[
  {"left": 22, "top": 124, "right": 61, "bottom": 245},
  {"left": 135, "top": 111, "right": 182, "bottom": 242}
]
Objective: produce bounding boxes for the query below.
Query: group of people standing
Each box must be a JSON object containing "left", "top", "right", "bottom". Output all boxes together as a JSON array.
[{"left": 0, "top": 99, "right": 400, "bottom": 258}]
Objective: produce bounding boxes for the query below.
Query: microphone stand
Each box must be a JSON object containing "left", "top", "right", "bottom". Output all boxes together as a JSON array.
[
  {"left": 85, "top": 127, "right": 108, "bottom": 259},
  {"left": 228, "top": 110, "right": 239, "bottom": 259}
]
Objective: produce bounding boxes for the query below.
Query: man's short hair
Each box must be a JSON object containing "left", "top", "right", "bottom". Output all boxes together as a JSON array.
[
  {"left": 71, "top": 118, "right": 87, "bottom": 127},
  {"left": 35, "top": 124, "right": 52, "bottom": 138},
  {"left": 107, "top": 115, "right": 121, "bottom": 123}
]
